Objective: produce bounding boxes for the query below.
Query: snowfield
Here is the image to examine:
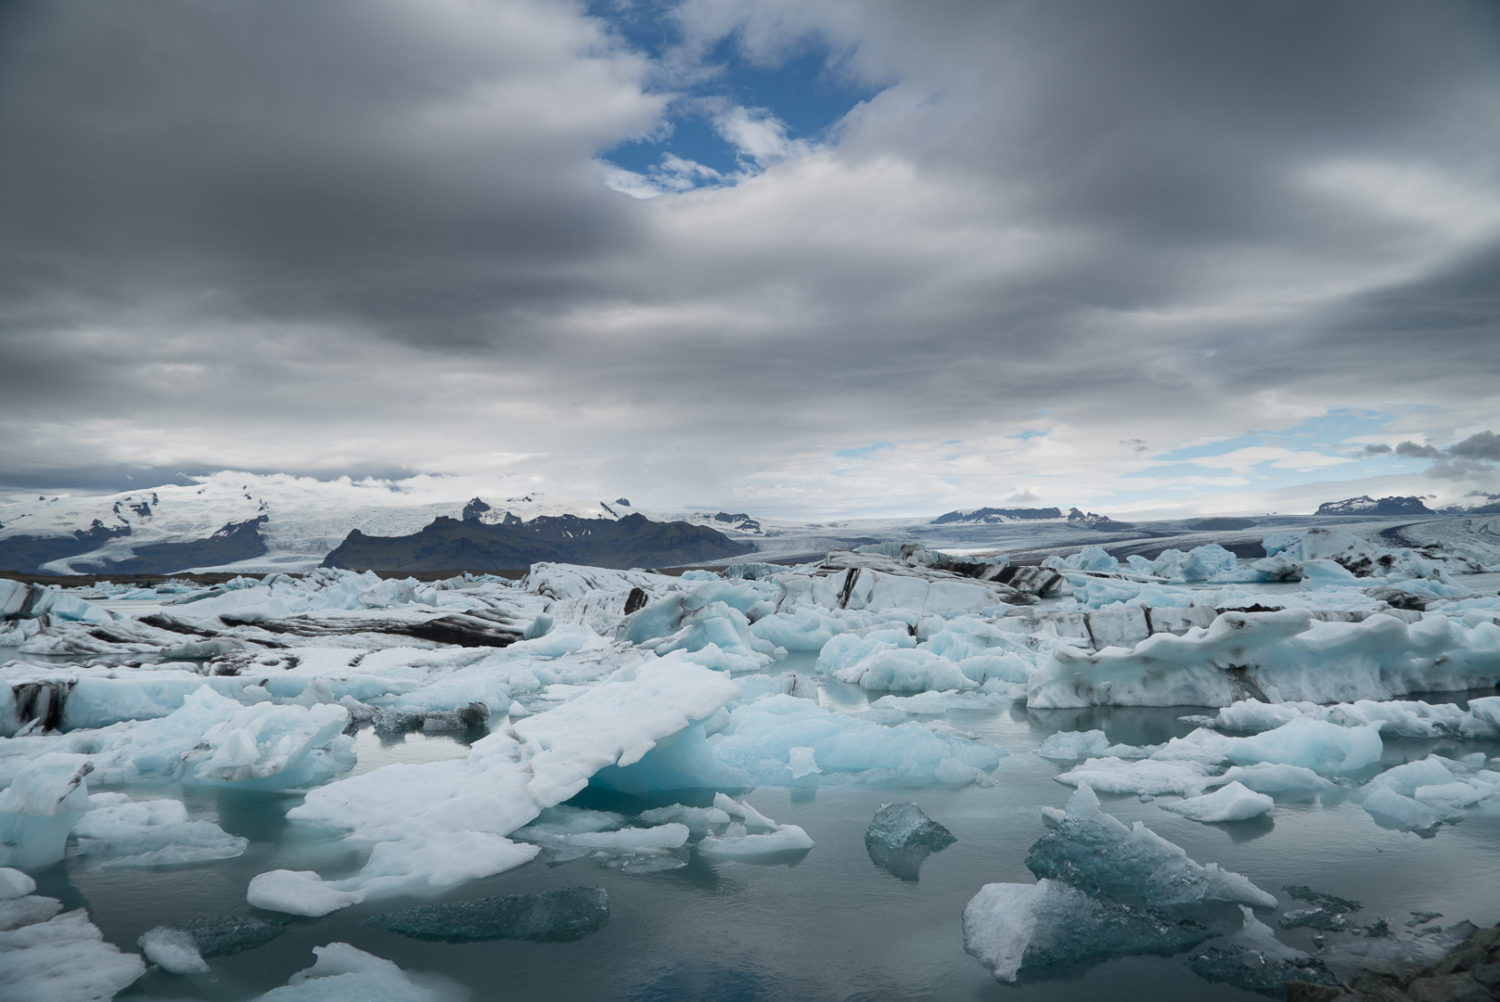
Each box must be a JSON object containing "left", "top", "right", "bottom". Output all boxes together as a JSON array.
[{"left": 1, "top": 521, "right": 1499, "bottom": 999}]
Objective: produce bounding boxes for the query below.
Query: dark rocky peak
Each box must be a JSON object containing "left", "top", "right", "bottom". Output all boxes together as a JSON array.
[
  {"left": 1316, "top": 496, "right": 1433, "bottom": 516},
  {"left": 462, "top": 497, "right": 492, "bottom": 523}
]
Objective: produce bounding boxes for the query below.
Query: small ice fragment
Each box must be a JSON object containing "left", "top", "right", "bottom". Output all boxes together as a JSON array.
[
  {"left": 250, "top": 942, "right": 451, "bottom": 1001},
  {"left": 0, "top": 867, "right": 36, "bottom": 900},
  {"left": 367, "top": 887, "right": 608, "bottom": 943},
  {"left": 864, "top": 802, "right": 956, "bottom": 881},
  {"left": 1161, "top": 781, "right": 1274, "bottom": 823},
  {"left": 138, "top": 926, "right": 210, "bottom": 974},
  {"left": 246, "top": 870, "right": 365, "bottom": 917}
]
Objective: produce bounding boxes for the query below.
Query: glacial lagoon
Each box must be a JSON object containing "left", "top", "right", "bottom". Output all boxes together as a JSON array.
[{"left": 3, "top": 535, "right": 1500, "bottom": 1000}]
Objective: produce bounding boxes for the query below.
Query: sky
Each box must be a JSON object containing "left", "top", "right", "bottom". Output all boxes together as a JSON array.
[{"left": 1, "top": 0, "right": 1498, "bottom": 519}]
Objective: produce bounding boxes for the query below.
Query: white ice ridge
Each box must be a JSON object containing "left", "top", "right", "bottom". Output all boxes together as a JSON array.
[
  {"left": 1193, "top": 695, "right": 1500, "bottom": 740},
  {"left": 1027, "top": 609, "right": 1500, "bottom": 708},
  {"left": 248, "top": 653, "right": 740, "bottom": 915}
]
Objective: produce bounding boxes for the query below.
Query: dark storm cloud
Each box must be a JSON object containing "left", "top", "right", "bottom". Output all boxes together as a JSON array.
[
  {"left": 1450, "top": 432, "right": 1500, "bottom": 463},
  {"left": 1396, "top": 442, "right": 1444, "bottom": 459},
  {"left": 2, "top": 0, "right": 1498, "bottom": 509},
  {"left": 0, "top": 0, "right": 657, "bottom": 347}
]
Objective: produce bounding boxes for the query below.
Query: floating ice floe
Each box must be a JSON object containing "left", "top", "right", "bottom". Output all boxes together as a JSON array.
[
  {"left": 0, "top": 876, "right": 145, "bottom": 1001},
  {"left": 72, "top": 793, "right": 247, "bottom": 867},
  {"left": 248, "top": 654, "right": 740, "bottom": 914},
  {"left": 1160, "top": 781, "right": 1274, "bottom": 823},
  {"left": 249, "top": 942, "right": 460, "bottom": 1002}
]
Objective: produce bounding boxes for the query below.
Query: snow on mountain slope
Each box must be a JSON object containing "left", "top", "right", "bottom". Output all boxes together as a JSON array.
[{"left": 0, "top": 474, "right": 776, "bottom": 574}]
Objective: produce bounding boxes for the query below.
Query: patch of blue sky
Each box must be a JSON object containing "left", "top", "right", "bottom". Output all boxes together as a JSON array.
[
  {"left": 1150, "top": 409, "right": 1395, "bottom": 464},
  {"left": 591, "top": 1, "right": 876, "bottom": 189},
  {"left": 1006, "top": 428, "right": 1049, "bottom": 441},
  {"left": 834, "top": 441, "right": 894, "bottom": 460}
]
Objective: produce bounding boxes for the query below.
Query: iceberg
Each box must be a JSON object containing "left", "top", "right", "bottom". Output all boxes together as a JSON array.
[
  {"left": 1024, "top": 785, "right": 1275, "bottom": 908},
  {"left": 0, "top": 753, "right": 91, "bottom": 870},
  {"left": 962, "top": 878, "right": 1213, "bottom": 982},
  {"left": 249, "top": 654, "right": 739, "bottom": 913},
  {"left": 1027, "top": 610, "right": 1500, "bottom": 708}
]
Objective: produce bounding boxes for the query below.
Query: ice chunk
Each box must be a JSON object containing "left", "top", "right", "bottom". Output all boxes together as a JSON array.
[
  {"left": 367, "top": 887, "right": 608, "bottom": 942},
  {"left": 962, "top": 878, "right": 1212, "bottom": 982},
  {"left": 1055, "top": 757, "right": 1215, "bottom": 797},
  {"left": 1211, "top": 763, "right": 1335, "bottom": 796},
  {"left": 832, "top": 647, "right": 974, "bottom": 692},
  {"left": 865, "top": 802, "right": 956, "bottom": 853},
  {"left": 0, "top": 752, "right": 91, "bottom": 869},
  {"left": 697, "top": 826, "right": 815, "bottom": 859},
  {"left": 1358, "top": 787, "right": 1442, "bottom": 831},
  {"left": 1161, "top": 782, "right": 1274, "bottom": 823},
  {"left": 0, "top": 903, "right": 146, "bottom": 1001},
  {"left": 1187, "top": 907, "right": 1339, "bottom": 996},
  {"left": 138, "top": 926, "right": 209, "bottom": 974},
  {"left": 1155, "top": 718, "right": 1384, "bottom": 776},
  {"left": 255, "top": 655, "right": 738, "bottom": 911},
  {"left": 1025, "top": 785, "right": 1275, "bottom": 908},
  {"left": 250, "top": 942, "right": 458, "bottom": 1002},
  {"left": 698, "top": 793, "right": 815, "bottom": 860},
  {"left": 1027, "top": 610, "right": 1500, "bottom": 708},
  {"left": 72, "top": 794, "right": 247, "bottom": 866},
  {"left": 1277, "top": 885, "right": 1360, "bottom": 931},
  {"left": 1034, "top": 729, "right": 1157, "bottom": 762},
  {"left": 864, "top": 803, "right": 955, "bottom": 880},
  {"left": 0, "top": 867, "right": 35, "bottom": 900},
  {"left": 246, "top": 869, "right": 366, "bottom": 917}
]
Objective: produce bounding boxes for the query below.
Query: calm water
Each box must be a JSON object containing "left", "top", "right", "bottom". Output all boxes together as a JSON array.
[{"left": 28, "top": 685, "right": 1500, "bottom": 1002}]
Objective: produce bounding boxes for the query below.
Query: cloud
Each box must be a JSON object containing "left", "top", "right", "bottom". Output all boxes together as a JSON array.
[
  {"left": 1362, "top": 443, "right": 1393, "bottom": 455},
  {"left": 1395, "top": 441, "right": 1444, "bottom": 459},
  {"left": 2, "top": 0, "right": 1499, "bottom": 514},
  {"left": 1449, "top": 430, "right": 1500, "bottom": 462}
]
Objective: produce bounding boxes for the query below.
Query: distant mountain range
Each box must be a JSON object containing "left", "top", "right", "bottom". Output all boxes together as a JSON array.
[
  {"left": 931, "top": 506, "right": 1129, "bottom": 529},
  {"left": 0, "top": 474, "right": 762, "bottom": 576},
  {"left": 5, "top": 474, "right": 1496, "bottom": 577}
]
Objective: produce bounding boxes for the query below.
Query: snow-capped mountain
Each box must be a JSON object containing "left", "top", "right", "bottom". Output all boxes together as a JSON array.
[
  {"left": 0, "top": 474, "right": 770, "bottom": 575},
  {"left": 1315, "top": 495, "right": 1433, "bottom": 516}
]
